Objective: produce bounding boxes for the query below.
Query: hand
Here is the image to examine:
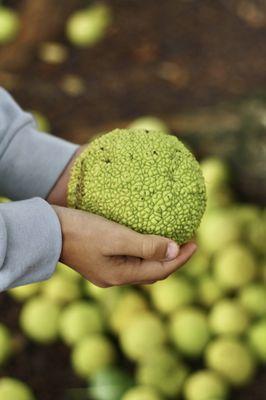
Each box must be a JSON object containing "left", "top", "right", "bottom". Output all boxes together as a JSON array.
[{"left": 52, "top": 205, "right": 197, "bottom": 287}]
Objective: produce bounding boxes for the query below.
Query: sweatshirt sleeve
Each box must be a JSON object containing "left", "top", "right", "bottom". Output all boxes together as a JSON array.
[
  {"left": 0, "top": 198, "right": 62, "bottom": 291},
  {"left": 0, "top": 87, "right": 79, "bottom": 291},
  {"left": 0, "top": 87, "right": 78, "bottom": 200}
]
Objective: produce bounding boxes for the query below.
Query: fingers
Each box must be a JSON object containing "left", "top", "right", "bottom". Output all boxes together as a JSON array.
[
  {"left": 105, "top": 224, "right": 180, "bottom": 262},
  {"left": 110, "top": 241, "right": 197, "bottom": 285}
]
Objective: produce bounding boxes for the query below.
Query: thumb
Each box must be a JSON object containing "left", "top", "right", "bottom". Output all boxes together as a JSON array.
[
  {"left": 140, "top": 235, "right": 180, "bottom": 261},
  {"left": 111, "top": 225, "right": 180, "bottom": 261}
]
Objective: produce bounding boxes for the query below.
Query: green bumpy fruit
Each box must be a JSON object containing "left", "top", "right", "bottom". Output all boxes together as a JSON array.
[
  {"left": 0, "top": 7, "right": 20, "bottom": 45},
  {"left": 0, "top": 378, "right": 35, "bottom": 400},
  {"left": 71, "top": 334, "right": 116, "bottom": 378},
  {"left": 66, "top": 4, "right": 111, "bottom": 47},
  {"left": 20, "top": 297, "right": 60, "bottom": 344},
  {"left": 129, "top": 116, "right": 169, "bottom": 134},
  {"left": 41, "top": 273, "right": 81, "bottom": 304},
  {"left": 68, "top": 129, "right": 206, "bottom": 244},
  {"left": 170, "top": 306, "right": 211, "bottom": 358},
  {"left": 109, "top": 290, "right": 148, "bottom": 333},
  {"left": 9, "top": 283, "right": 41, "bottom": 302},
  {"left": 150, "top": 275, "right": 195, "bottom": 315},
  {"left": 31, "top": 111, "right": 51, "bottom": 132},
  {"left": 198, "top": 209, "right": 241, "bottom": 254},
  {"left": 183, "top": 369, "right": 229, "bottom": 400},
  {"left": 89, "top": 367, "right": 134, "bottom": 400},
  {"left": 214, "top": 243, "right": 257, "bottom": 290},
  {"left": 248, "top": 319, "right": 266, "bottom": 363},
  {"left": 238, "top": 283, "right": 266, "bottom": 317},
  {"left": 197, "top": 275, "right": 224, "bottom": 307},
  {"left": 136, "top": 348, "right": 188, "bottom": 397},
  {"left": 205, "top": 338, "right": 256, "bottom": 386},
  {"left": 119, "top": 312, "right": 167, "bottom": 361},
  {"left": 122, "top": 386, "right": 163, "bottom": 400},
  {"left": 209, "top": 299, "right": 250, "bottom": 336},
  {"left": 59, "top": 301, "right": 104, "bottom": 345}
]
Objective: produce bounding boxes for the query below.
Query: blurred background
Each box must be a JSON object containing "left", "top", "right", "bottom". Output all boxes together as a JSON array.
[{"left": 0, "top": 1, "right": 265, "bottom": 400}]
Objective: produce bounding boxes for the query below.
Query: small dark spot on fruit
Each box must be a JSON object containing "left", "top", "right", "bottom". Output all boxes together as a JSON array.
[
  {"left": 100, "top": 147, "right": 104, "bottom": 150},
  {"left": 145, "top": 130, "right": 149, "bottom": 133},
  {"left": 105, "top": 159, "right": 111, "bottom": 163},
  {"left": 153, "top": 150, "right": 158, "bottom": 155}
]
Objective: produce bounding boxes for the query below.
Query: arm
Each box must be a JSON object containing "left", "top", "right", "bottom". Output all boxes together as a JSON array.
[
  {"left": 0, "top": 87, "right": 197, "bottom": 291},
  {"left": 0, "top": 87, "right": 77, "bottom": 291}
]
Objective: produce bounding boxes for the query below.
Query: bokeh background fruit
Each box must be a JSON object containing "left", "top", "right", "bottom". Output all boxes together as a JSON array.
[{"left": 0, "top": 1, "right": 265, "bottom": 399}]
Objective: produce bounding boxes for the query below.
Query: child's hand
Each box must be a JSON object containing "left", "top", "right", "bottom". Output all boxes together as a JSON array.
[{"left": 52, "top": 205, "right": 197, "bottom": 287}]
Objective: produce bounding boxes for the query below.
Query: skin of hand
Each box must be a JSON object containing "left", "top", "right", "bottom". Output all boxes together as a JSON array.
[{"left": 47, "top": 145, "right": 197, "bottom": 287}]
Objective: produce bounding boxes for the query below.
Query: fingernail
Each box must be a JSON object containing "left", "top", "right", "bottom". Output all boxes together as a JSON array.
[{"left": 165, "top": 242, "right": 179, "bottom": 261}]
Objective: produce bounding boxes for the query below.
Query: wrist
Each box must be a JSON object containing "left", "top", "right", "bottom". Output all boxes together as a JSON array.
[
  {"left": 52, "top": 205, "right": 71, "bottom": 264},
  {"left": 47, "top": 145, "right": 85, "bottom": 207}
]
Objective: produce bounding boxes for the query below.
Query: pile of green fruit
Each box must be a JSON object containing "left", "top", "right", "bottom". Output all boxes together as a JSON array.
[{"left": 1, "top": 122, "right": 265, "bottom": 400}]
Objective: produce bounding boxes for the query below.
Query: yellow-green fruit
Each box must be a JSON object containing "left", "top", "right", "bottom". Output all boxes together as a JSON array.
[
  {"left": 136, "top": 348, "right": 188, "bottom": 397},
  {"left": 84, "top": 280, "right": 122, "bottom": 300},
  {"left": 84, "top": 282, "right": 124, "bottom": 316},
  {"left": 248, "top": 212, "right": 266, "bottom": 255},
  {"left": 71, "top": 334, "right": 116, "bottom": 378},
  {"left": 205, "top": 338, "right": 256, "bottom": 386},
  {"left": 89, "top": 367, "right": 134, "bottom": 400},
  {"left": 200, "top": 157, "right": 229, "bottom": 190},
  {"left": 0, "top": 378, "right": 35, "bottom": 400},
  {"left": 235, "top": 205, "right": 260, "bottom": 229},
  {"left": 198, "top": 210, "right": 241, "bottom": 254},
  {"left": 119, "top": 312, "right": 167, "bottom": 361},
  {"left": 66, "top": 4, "right": 111, "bottom": 47},
  {"left": 31, "top": 111, "right": 51, "bottom": 132},
  {"left": 41, "top": 274, "right": 81, "bottom": 304},
  {"left": 59, "top": 301, "right": 104, "bottom": 345},
  {"left": 0, "top": 196, "right": 10, "bottom": 203},
  {"left": 238, "top": 283, "right": 266, "bottom": 317},
  {"left": 183, "top": 250, "right": 210, "bottom": 279},
  {"left": 0, "top": 7, "right": 20, "bottom": 44},
  {"left": 248, "top": 319, "right": 266, "bottom": 363},
  {"left": 197, "top": 275, "right": 224, "bottom": 307},
  {"left": 129, "top": 116, "right": 169, "bottom": 134},
  {"left": 20, "top": 297, "right": 60, "bottom": 344},
  {"left": 150, "top": 275, "right": 195, "bottom": 314},
  {"left": 38, "top": 41, "right": 68, "bottom": 65},
  {"left": 214, "top": 243, "right": 257, "bottom": 290},
  {"left": 68, "top": 129, "right": 206, "bottom": 244},
  {"left": 109, "top": 290, "right": 148, "bottom": 333},
  {"left": 9, "top": 283, "right": 40, "bottom": 302},
  {"left": 56, "top": 262, "right": 80, "bottom": 281},
  {"left": 0, "top": 324, "right": 12, "bottom": 366},
  {"left": 209, "top": 299, "right": 250, "bottom": 336},
  {"left": 122, "top": 386, "right": 163, "bottom": 400},
  {"left": 200, "top": 158, "right": 231, "bottom": 210},
  {"left": 170, "top": 307, "right": 210, "bottom": 358},
  {"left": 183, "top": 370, "right": 229, "bottom": 400}
]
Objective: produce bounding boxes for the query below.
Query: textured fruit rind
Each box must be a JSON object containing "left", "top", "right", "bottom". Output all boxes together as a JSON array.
[{"left": 68, "top": 129, "right": 206, "bottom": 244}]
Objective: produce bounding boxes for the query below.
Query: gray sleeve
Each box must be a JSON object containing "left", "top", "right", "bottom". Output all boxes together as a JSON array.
[
  {"left": 0, "top": 87, "right": 78, "bottom": 200},
  {"left": 0, "top": 87, "right": 79, "bottom": 291},
  {"left": 0, "top": 198, "right": 62, "bottom": 291}
]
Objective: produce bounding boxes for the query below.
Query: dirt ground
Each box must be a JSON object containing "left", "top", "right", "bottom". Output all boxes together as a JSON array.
[{"left": 0, "top": 0, "right": 265, "bottom": 399}]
